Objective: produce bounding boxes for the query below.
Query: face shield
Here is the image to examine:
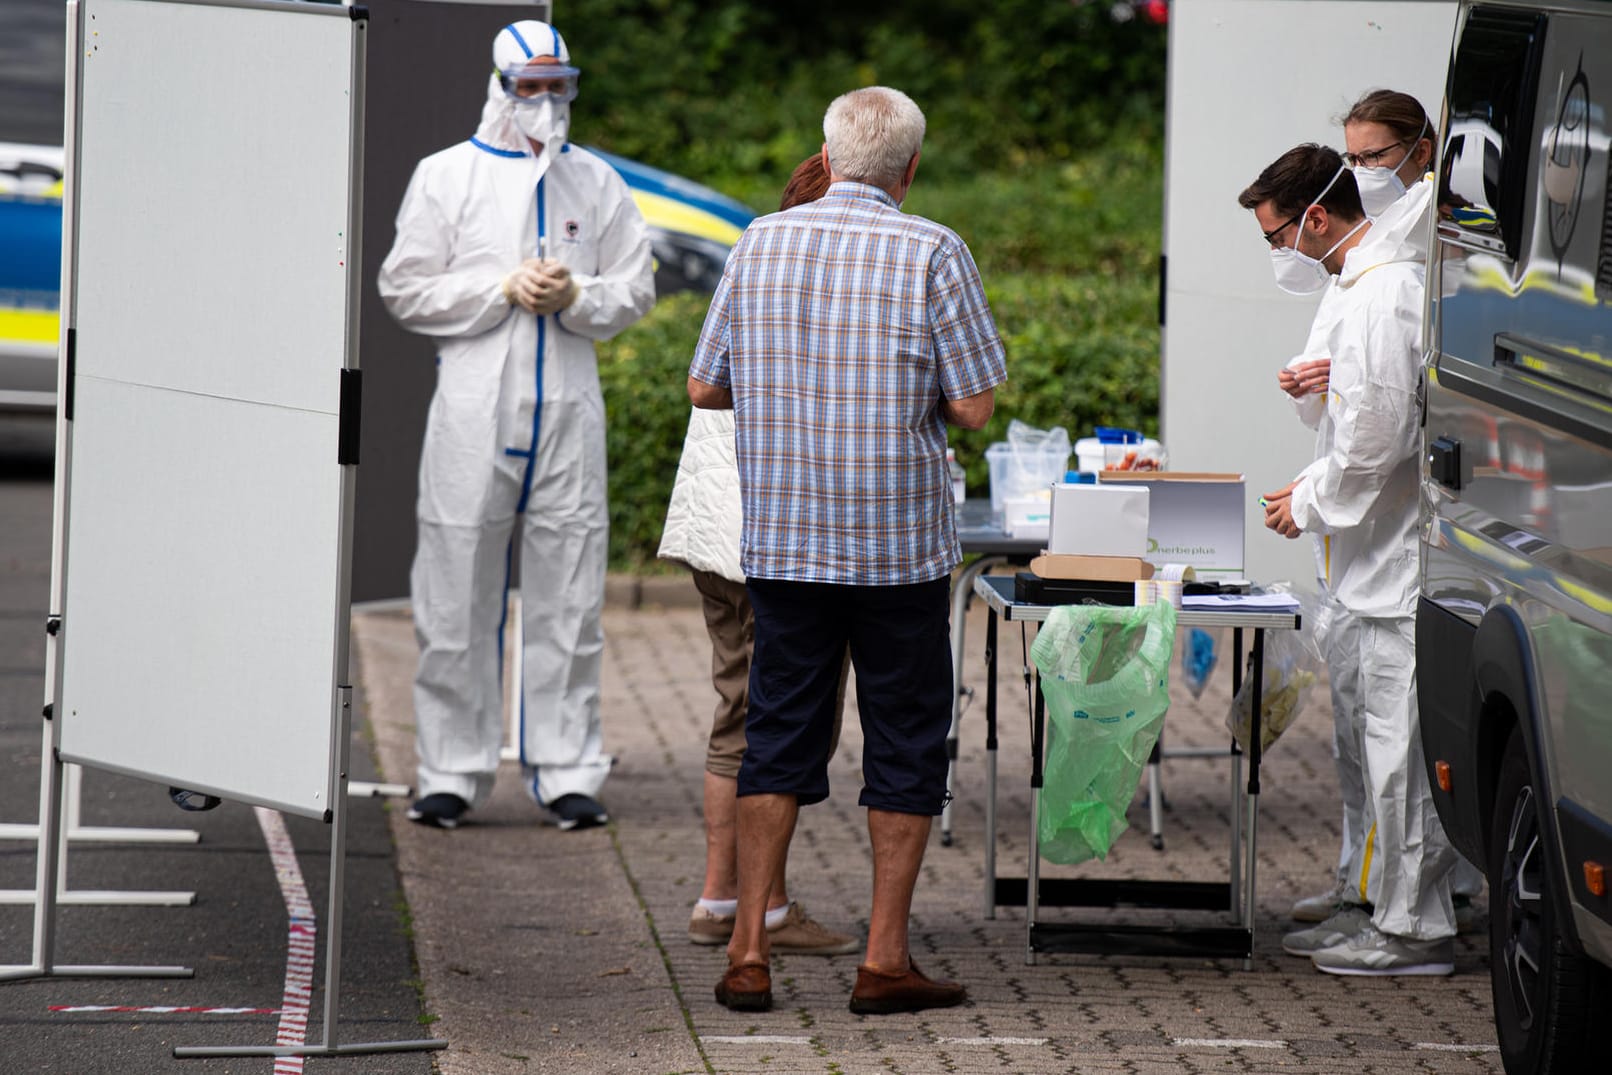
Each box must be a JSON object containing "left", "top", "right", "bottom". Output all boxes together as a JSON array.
[{"left": 497, "top": 63, "right": 580, "bottom": 105}]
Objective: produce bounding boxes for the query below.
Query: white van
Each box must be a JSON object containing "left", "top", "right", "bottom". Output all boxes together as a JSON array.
[{"left": 1418, "top": 2, "right": 1612, "bottom": 1072}]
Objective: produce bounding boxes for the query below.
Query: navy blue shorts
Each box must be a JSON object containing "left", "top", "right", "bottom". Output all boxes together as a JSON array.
[{"left": 738, "top": 575, "right": 952, "bottom": 815}]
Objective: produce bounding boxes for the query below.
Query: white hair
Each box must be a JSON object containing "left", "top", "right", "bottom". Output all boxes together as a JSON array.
[{"left": 822, "top": 87, "right": 925, "bottom": 189}]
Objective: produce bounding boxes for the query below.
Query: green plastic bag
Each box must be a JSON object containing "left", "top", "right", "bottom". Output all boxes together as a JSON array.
[{"left": 1030, "top": 601, "right": 1178, "bottom": 864}]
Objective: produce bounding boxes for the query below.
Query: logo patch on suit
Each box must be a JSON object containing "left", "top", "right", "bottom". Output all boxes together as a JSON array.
[{"left": 565, "top": 219, "right": 581, "bottom": 240}]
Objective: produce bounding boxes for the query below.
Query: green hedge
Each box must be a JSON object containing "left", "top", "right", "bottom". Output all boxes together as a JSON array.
[
  {"left": 577, "top": 2, "right": 1168, "bottom": 569},
  {"left": 600, "top": 143, "right": 1163, "bottom": 569},
  {"left": 564, "top": 0, "right": 1166, "bottom": 194}
]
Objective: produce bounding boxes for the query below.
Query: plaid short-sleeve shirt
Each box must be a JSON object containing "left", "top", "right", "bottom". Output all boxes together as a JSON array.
[{"left": 688, "top": 181, "right": 1007, "bottom": 585}]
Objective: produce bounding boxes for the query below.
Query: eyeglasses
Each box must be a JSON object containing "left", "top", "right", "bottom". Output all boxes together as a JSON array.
[
  {"left": 1343, "top": 140, "right": 1409, "bottom": 169},
  {"left": 1261, "top": 209, "right": 1305, "bottom": 247}
]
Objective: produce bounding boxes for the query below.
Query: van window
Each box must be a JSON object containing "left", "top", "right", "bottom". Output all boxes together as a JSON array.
[{"left": 1440, "top": 6, "right": 1546, "bottom": 258}]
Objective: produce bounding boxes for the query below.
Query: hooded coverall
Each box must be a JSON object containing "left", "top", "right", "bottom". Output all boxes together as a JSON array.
[
  {"left": 378, "top": 74, "right": 655, "bottom": 810},
  {"left": 1285, "top": 177, "right": 1458, "bottom": 941}
]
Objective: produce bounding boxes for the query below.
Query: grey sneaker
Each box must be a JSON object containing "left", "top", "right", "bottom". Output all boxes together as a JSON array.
[
  {"left": 1310, "top": 923, "right": 1455, "bottom": 976},
  {"left": 688, "top": 905, "right": 734, "bottom": 946},
  {"left": 1282, "top": 905, "right": 1373, "bottom": 956},
  {"left": 768, "top": 902, "right": 859, "bottom": 955},
  {"left": 1291, "top": 882, "right": 1369, "bottom": 923}
]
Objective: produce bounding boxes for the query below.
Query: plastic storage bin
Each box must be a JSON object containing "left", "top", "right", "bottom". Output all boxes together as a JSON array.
[{"left": 987, "top": 440, "right": 1072, "bottom": 518}]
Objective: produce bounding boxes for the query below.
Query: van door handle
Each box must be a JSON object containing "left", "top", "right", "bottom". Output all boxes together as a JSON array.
[{"left": 1429, "top": 435, "right": 1462, "bottom": 490}]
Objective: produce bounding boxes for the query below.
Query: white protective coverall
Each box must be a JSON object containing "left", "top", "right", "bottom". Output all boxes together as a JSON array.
[
  {"left": 1281, "top": 276, "right": 1369, "bottom": 906},
  {"left": 378, "top": 44, "right": 655, "bottom": 810},
  {"left": 1285, "top": 178, "right": 1458, "bottom": 940}
]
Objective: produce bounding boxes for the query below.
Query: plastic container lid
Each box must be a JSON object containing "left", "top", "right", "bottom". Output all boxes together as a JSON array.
[
  {"left": 1095, "top": 426, "right": 1142, "bottom": 444},
  {"left": 1063, "top": 471, "right": 1095, "bottom": 484}
]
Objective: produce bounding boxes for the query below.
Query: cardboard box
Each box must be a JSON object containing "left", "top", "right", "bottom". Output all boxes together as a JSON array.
[
  {"left": 1097, "top": 472, "right": 1245, "bottom": 577},
  {"left": 1047, "top": 483, "right": 1150, "bottom": 558},
  {"left": 1029, "top": 554, "right": 1154, "bottom": 582}
]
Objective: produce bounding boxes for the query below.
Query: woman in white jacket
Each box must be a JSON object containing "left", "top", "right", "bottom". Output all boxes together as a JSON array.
[{"left": 657, "top": 156, "right": 856, "bottom": 957}]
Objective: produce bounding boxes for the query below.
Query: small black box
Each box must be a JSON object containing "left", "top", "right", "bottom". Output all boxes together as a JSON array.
[{"left": 1013, "top": 572, "right": 1135, "bottom": 606}]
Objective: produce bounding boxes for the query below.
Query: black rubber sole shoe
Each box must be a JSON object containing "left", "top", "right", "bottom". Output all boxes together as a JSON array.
[
  {"left": 169, "top": 787, "right": 222, "bottom": 812},
  {"left": 406, "top": 792, "right": 468, "bottom": 829},
  {"left": 548, "top": 793, "right": 608, "bottom": 831}
]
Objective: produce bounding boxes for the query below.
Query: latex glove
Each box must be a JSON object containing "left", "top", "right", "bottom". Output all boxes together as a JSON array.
[
  {"left": 501, "top": 259, "right": 548, "bottom": 312},
  {"left": 528, "top": 259, "right": 580, "bottom": 315}
]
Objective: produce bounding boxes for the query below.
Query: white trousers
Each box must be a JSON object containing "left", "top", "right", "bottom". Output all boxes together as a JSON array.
[
  {"left": 411, "top": 452, "right": 611, "bottom": 809},
  {"left": 1318, "top": 596, "right": 1370, "bottom": 893},
  {"left": 1357, "top": 615, "right": 1458, "bottom": 940}
]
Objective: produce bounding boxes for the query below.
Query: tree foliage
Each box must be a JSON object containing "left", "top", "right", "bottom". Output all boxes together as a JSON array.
[
  {"left": 572, "top": 1, "right": 1169, "bottom": 568},
  {"left": 564, "top": 0, "right": 1166, "bottom": 197}
]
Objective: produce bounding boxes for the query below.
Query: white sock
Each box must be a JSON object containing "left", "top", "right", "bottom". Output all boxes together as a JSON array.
[
  {"left": 696, "top": 898, "right": 737, "bottom": 916},
  {"left": 764, "top": 902, "right": 792, "bottom": 929}
]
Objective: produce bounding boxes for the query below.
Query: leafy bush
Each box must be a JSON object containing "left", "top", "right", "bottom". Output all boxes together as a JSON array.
[
  {"left": 578, "top": 1, "right": 1169, "bottom": 568},
  {"left": 564, "top": 0, "right": 1165, "bottom": 197},
  {"left": 598, "top": 153, "right": 1163, "bottom": 569}
]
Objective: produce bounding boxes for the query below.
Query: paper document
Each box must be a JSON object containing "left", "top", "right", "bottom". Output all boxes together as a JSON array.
[{"left": 1181, "top": 593, "right": 1301, "bottom": 611}]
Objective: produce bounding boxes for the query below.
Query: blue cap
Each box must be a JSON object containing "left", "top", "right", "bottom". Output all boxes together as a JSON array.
[
  {"left": 1095, "top": 426, "right": 1142, "bottom": 444},
  {"left": 1063, "top": 471, "right": 1096, "bottom": 484}
]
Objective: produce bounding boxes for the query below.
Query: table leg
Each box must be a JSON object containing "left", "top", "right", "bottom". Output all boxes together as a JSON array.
[
  {"left": 1244, "top": 627, "right": 1266, "bottom": 967},
  {"left": 1229, "top": 627, "right": 1244, "bottom": 915},
  {"left": 983, "top": 608, "right": 999, "bottom": 920},
  {"left": 1026, "top": 677, "right": 1045, "bottom": 967},
  {"left": 943, "top": 556, "right": 1004, "bottom": 847}
]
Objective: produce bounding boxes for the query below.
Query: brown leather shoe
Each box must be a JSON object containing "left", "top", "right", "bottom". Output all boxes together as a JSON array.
[
  {"left": 848, "top": 958, "right": 967, "bottom": 1015},
  {"left": 714, "top": 960, "right": 772, "bottom": 1012}
]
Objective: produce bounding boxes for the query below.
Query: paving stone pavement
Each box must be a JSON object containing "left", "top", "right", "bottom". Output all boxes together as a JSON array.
[{"left": 351, "top": 573, "right": 1505, "bottom": 1075}]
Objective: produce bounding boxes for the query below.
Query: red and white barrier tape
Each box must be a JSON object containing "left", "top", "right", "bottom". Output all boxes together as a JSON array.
[{"left": 255, "top": 806, "right": 316, "bottom": 1075}]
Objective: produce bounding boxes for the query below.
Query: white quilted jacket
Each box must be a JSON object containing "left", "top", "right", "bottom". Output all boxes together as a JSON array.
[{"left": 656, "top": 407, "right": 744, "bottom": 583}]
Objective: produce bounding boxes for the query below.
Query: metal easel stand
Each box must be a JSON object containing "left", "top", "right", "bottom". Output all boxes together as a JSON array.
[
  {"left": 0, "top": 762, "right": 201, "bottom": 845},
  {"left": 0, "top": 720, "right": 193, "bottom": 982},
  {"left": 0, "top": 719, "right": 198, "bottom": 908},
  {"left": 174, "top": 692, "right": 446, "bottom": 1061}
]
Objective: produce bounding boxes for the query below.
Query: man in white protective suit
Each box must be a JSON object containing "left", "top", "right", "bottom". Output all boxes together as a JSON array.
[
  {"left": 1240, "top": 143, "right": 1459, "bottom": 976},
  {"left": 378, "top": 19, "right": 655, "bottom": 832}
]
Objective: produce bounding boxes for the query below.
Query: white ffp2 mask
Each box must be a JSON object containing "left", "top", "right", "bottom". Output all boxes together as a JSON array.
[{"left": 513, "top": 98, "right": 569, "bottom": 153}]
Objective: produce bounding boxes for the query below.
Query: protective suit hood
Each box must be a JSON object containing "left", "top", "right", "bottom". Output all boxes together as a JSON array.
[{"left": 1337, "top": 175, "right": 1434, "bottom": 289}]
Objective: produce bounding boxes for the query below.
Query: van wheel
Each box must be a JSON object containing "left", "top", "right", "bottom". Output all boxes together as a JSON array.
[{"left": 1488, "top": 728, "right": 1607, "bottom": 1074}]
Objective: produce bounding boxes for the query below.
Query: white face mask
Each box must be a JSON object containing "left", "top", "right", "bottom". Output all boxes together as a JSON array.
[
  {"left": 1352, "top": 165, "right": 1408, "bottom": 217},
  {"left": 1267, "top": 164, "right": 1368, "bottom": 295},
  {"left": 512, "top": 97, "right": 569, "bottom": 153},
  {"left": 1348, "top": 115, "right": 1428, "bottom": 217}
]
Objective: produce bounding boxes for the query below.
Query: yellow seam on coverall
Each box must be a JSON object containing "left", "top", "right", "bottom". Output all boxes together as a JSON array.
[{"left": 1358, "top": 822, "right": 1376, "bottom": 904}]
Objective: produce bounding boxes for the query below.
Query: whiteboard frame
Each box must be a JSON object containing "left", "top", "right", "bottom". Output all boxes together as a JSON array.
[{"left": 52, "top": 0, "right": 367, "bottom": 820}]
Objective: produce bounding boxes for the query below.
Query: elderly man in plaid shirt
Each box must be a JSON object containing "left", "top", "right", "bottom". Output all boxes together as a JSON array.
[{"left": 688, "top": 86, "right": 1007, "bottom": 1016}]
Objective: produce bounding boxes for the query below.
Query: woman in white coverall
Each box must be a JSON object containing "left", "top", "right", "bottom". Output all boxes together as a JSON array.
[
  {"left": 378, "top": 20, "right": 655, "bottom": 830},
  {"left": 1276, "top": 90, "right": 1435, "bottom": 935},
  {"left": 1243, "top": 144, "right": 1458, "bottom": 976},
  {"left": 1276, "top": 91, "right": 1481, "bottom": 953}
]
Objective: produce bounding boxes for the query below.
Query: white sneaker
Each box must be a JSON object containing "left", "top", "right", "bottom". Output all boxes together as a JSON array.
[
  {"left": 1282, "top": 905, "right": 1373, "bottom": 957},
  {"left": 1290, "top": 882, "right": 1367, "bottom": 923},
  {"left": 1310, "top": 923, "right": 1455, "bottom": 977}
]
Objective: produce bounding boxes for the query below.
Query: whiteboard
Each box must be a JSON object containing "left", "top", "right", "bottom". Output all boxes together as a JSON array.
[
  {"left": 56, "top": 0, "right": 365, "bottom": 818},
  {"left": 1161, "top": 0, "right": 1457, "bottom": 584}
]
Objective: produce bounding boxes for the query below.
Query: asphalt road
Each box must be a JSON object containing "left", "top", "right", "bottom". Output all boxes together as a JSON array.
[{"left": 0, "top": 427, "right": 434, "bottom": 1073}]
